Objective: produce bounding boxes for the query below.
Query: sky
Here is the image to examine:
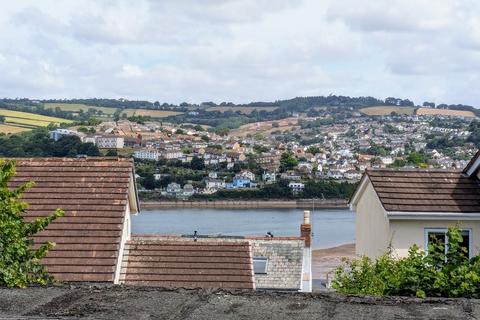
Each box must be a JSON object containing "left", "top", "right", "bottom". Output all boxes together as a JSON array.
[{"left": 1, "top": 0, "right": 480, "bottom": 106}]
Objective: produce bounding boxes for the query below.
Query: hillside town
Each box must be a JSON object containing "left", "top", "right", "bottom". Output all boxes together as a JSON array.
[{"left": 48, "top": 111, "right": 478, "bottom": 199}]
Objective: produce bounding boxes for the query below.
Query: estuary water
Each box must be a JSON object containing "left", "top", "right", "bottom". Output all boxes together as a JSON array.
[{"left": 132, "top": 208, "right": 355, "bottom": 249}]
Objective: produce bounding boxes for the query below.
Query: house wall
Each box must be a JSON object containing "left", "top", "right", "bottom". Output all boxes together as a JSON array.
[
  {"left": 114, "top": 201, "right": 131, "bottom": 284},
  {"left": 355, "top": 181, "right": 391, "bottom": 258},
  {"left": 390, "top": 220, "right": 480, "bottom": 258}
]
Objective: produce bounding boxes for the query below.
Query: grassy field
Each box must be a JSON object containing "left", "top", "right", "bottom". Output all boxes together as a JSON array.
[
  {"left": 123, "top": 109, "right": 183, "bottom": 118},
  {"left": 0, "top": 124, "right": 31, "bottom": 134},
  {"left": 0, "top": 109, "right": 73, "bottom": 134},
  {"left": 44, "top": 103, "right": 118, "bottom": 115},
  {"left": 359, "top": 106, "right": 415, "bottom": 116},
  {"left": 45, "top": 103, "right": 183, "bottom": 119},
  {"left": 206, "top": 106, "right": 278, "bottom": 114},
  {"left": 229, "top": 117, "right": 299, "bottom": 137},
  {"left": 416, "top": 107, "right": 476, "bottom": 118}
]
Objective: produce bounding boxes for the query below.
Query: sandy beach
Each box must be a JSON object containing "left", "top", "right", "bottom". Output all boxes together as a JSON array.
[{"left": 312, "top": 243, "right": 356, "bottom": 281}]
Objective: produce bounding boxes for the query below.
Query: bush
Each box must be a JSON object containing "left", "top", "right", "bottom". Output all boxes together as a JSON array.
[
  {"left": 0, "top": 160, "right": 64, "bottom": 287},
  {"left": 332, "top": 227, "right": 480, "bottom": 298}
]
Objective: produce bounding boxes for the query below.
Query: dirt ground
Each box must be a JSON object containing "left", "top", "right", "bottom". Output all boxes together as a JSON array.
[{"left": 0, "top": 284, "right": 479, "bottom": 320}]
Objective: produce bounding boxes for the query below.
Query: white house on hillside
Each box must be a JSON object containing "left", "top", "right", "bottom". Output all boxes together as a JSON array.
[{"left": 350, "top": 150, "right": 480, "bottom": 259}]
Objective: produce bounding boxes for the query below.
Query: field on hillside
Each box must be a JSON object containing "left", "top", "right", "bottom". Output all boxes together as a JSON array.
[
  {"left": 0, "top": 109, "right": 73, "bottom": 134},
  {"left": 359, "top": 106, "right": 415, "bottom": 116},
  {"left": 0, "top": 124, "right": 31, "bottom": 134},
  {"left": 45, "top": 103, "right": 183, "bottom": 119},
  {"left": 45, "top": 103, "right": 117, "bottom": 115},
  {"left": 123, "top": 109, "right": 183, "bottom": 118},
  {"left": 229, "top": 117, "right": 299, "bottom": 137},
  {"left": 416, "top": 107, "right": 476, "bottom": 118},
  {"left": 206, "top": 106, "right": 278, "bottom": 114}
]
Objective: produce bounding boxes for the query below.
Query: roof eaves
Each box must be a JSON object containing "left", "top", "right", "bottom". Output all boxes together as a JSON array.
[
  {"left": 348, "top": 172, "right": 370, "bottom": 209},
  {"left": 387, "top": 211, "right": 480, "bottom": 220},
  {"left": 463, "top": 149, "right": 480, "bottom": 177}
]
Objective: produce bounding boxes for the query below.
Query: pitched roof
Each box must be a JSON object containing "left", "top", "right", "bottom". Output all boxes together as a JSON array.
[
  {"left": 121, "top": 239, "right": 255, "bottom": 289},
  {"left": 463, "top": 149, "right": 480, "bottom": 176},
  {"left": 364, "top": 169, "right": 480, "bottom": 213},
  {"left": 8, "top": 157, "right": 138, "bottom": 282}
]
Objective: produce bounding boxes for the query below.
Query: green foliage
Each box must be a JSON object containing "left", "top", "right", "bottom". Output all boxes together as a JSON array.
[
  {"left": 306, "top": 146, "right": 320, "bottom": 155},
  {"left": 467, "top": 120, "right": 480, "bottom": 148},
  {"left": 407, "top": 151, "right": 427, "bottom": 166},
  {"left": 105, "top": 149, "right": 118, "bottom": 157},
  {"left": 215, "top": 127, "right": 230, "bottom": 136},
  {"left": 0, "top": 128, "right": 100, "bottom": 157},
  {"left": 303, "top": 180, "right": 357, "bottom": 199},
  {"left": 279, "top": 152, "right": 298, "bottom": 172},
  {"left": 127, "top": 115, "right": 151, "bottom": 124},
  {"left": 193, "top": 125, "right": 204, "bottom": 132},
  {"left": 332, "top": 227, "right": 480, "bottom": 298},
  {"left": 0, "top": 160, "right": 64, "bottom": 288},
  {"left": 253, "top": 144, "right": 269, "bottom": 154},
  {"left": 0, "top": 115, "right": 5, "bottom": 123}
]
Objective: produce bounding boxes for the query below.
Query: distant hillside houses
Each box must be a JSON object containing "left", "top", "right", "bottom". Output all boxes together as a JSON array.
[{"left": 50, "top": 128, "right": 125, "bottom": 149}]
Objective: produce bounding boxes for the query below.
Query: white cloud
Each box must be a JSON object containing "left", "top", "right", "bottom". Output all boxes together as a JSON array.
[{"left": 0, "top": 0, "right": 479, "bottom": 106}]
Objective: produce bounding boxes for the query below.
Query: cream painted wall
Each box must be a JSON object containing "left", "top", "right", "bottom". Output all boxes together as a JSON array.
[
  {"left": 390, "top": 220, "right": 480, "bottom": 258},
  {"left": 355, "top": 181, "right": 391, "bottom": 258},
  {"left": 114, "top": 201, "right": 131, "bottom": 284}
]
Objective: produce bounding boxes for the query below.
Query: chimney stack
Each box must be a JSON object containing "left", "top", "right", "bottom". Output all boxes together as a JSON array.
[{"left": 300, "top": 210, "right": 312, "bottom": 247}]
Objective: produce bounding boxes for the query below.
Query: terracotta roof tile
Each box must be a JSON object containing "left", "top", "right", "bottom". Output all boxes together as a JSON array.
[
  {"left": 7, "top": 157, "right": 135, "bottom": 282},
  {"left": 366, "top": 169, "right": 480, "bottom": 213},
  {"left": 121, "top": 240, "right": 255, "bottom": 289}
]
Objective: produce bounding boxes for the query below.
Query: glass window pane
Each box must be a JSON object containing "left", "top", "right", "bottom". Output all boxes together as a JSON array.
[{"left": 253, "top": 257, "right": 267, "bottom": 274}]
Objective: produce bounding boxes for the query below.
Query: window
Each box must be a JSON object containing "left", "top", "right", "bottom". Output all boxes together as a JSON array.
[
  {"left": 253, "top": 257, "right": 268, "bottom": 274},
  {"left": 425, "top": 228, "right": 472, "bottom": 259}
]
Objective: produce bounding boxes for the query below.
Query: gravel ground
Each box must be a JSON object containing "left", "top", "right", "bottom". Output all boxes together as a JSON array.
[{"left": 0, "top": 284, "right": 479, "bottom": 320}]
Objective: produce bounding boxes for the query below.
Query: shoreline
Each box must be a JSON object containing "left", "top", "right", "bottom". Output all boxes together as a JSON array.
[{"left": 140, "top": 199, "right": 349, "bottom": 209}]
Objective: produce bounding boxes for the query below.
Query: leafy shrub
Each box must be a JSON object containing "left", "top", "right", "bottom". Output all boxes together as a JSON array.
[
  {"left": 0, "top": 160, "right": 64, "bottom": 287},
  {"left": 332, "top": 227, "right": 480, "bottom": 298}
]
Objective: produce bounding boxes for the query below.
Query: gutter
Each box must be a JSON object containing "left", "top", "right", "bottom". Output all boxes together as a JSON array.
[{"left": 387, "top": 211, "right": 480, "bottom": 220}]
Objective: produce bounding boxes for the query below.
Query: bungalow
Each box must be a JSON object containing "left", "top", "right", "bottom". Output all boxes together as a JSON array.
[{"left": 350, "top": 150, "right": 480, "bottom": 259}]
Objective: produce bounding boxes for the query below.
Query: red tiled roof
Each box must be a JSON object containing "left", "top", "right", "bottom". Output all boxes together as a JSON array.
[
  {"left": 121, "top": 240, "right": 255, "bottom": 289},
  {"left": 365, "top": 169, "right": 480, "bottom": 212},
  {"left": 8, "top": 158, "right": 136, "bottom": 282}
]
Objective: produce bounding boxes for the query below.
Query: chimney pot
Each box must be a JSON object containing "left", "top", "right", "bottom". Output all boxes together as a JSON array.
[{"left": 303, "top": 210, "right": 310, "bottom": 224}]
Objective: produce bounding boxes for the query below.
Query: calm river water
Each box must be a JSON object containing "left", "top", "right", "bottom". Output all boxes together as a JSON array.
[{"left": 132, "top": 208, "right": 355, "bottom": 249}]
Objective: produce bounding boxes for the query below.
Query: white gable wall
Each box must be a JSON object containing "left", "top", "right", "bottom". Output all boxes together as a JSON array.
[{"left": 355, "top": 181, "right": 390, "bottom": 258}]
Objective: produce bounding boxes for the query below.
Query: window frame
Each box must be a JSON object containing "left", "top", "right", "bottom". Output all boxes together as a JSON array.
[
  {"left": 424, "top": 228, "right": 473, "bottom": 259},
  {"left": 252, "top": 257, "right": 268, "bottom": 275}
]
